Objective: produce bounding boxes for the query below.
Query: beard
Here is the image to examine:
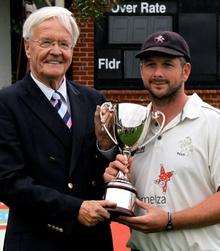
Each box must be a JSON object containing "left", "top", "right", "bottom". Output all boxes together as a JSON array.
[{"left": 146, "top": 79, "right": 183, "bottom": 106}]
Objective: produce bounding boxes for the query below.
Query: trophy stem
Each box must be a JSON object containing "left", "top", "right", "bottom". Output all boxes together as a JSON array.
[
  {"left": 115, "top": 146, "right": 131, "bottom": 181},
  {"left": 116, "top": 170, "right": 128, "bottom": 180},
  {"left": 122, "top": 147, "right": 131, "bottom": 158}
]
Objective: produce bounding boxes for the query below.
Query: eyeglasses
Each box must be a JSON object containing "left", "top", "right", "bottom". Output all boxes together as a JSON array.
[{"left": 29, "top": 38, "right": 73, "bottom": 50}]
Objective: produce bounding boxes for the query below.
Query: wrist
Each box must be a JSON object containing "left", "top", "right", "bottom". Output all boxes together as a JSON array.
[
  {"left": 165, "top": 212, "right": 174, "bottom": 231},
  {"left": 98, "top": 140, "right": 115, "bottom": 151}
]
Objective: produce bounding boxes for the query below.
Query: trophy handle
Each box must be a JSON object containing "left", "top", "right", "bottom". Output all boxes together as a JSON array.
[
  {"left": 100, "top": 102, "right": 118, "bottom": 145},
  {"left": 100, "top": 102, "right": 129, "bottom": 181},
  {"left": 138, "top": 110, "right": 165, "bottom": 149}
]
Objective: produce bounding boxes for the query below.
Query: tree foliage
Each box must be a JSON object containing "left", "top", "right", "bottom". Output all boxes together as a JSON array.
[{"left": 73, "top": 0, "right": 126, "bottom": 20}]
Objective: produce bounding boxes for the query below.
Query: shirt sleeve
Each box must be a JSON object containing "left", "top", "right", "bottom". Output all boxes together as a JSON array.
[
  {"left": 96, "top": 140, "right": 117, "bottom": 160},
  {"left": 208, "top": 112, "right": 220, "bottom": 191}
]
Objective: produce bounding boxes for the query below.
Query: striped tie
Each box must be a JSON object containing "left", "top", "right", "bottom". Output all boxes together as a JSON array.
[{"left": 51, "top": 91, "right": 72, "bottom": 129}]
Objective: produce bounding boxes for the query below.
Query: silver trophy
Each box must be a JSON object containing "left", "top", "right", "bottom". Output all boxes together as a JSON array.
[{"left": 100, "top": 102, "right": 165, "bottom": 217}]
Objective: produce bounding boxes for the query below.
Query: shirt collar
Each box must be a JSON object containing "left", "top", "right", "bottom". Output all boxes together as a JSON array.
[
  {"left": 181, "top": 93, "right": 202, "bottom": 121},
  {"left": 30, "top": 72, "right": 68, "bottom": 102},
  {"left": 146, "top": 93, "right": 202, "bottom": 124}
]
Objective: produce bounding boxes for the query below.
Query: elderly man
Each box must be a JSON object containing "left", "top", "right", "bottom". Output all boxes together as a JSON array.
[{"left": 0, "top": 6, "right": 115, "bottom": 251}]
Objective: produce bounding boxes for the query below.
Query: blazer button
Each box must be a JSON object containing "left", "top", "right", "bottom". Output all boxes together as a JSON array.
[
  {"left": 49, "top": 156, "right": 56, "bottom": 162},
  {"left": 91, "top": 180, "right": 96, "bottom": 187},
  {"left": 68, "top": 182, "right": 74, "bottom": 189}
]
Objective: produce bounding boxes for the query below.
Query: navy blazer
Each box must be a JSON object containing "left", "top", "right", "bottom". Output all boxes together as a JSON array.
[{"left": 0, "top": 74, "right": 113, "bottom": 251}]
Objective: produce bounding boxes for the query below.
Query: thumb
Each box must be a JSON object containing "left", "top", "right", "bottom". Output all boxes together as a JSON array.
[
  {"left": 94, "top": 105, "right": 101, "bottom": 117},
  {"left": 96, "top": 105, "right": 101, "bottom": 111},
  {"left": 98, "top": 200, "right": 117, "bottom": 208}
]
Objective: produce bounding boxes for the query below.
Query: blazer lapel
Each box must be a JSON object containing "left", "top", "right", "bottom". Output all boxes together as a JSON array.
[
  {"left": 67, "top": 82, "right": 87, "bottom": 175},
  {"left": 19, "top": 74, "right": 72, "bottom": 149}
]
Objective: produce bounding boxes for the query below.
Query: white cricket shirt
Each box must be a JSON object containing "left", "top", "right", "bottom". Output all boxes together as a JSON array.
[{"left": 128, "top": 93, "right": 220, "bottom": 251}]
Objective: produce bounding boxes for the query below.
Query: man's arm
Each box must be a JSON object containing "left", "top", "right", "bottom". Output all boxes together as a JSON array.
[
  {"left": 105, "top": 154, "right": 220, "bottom": 233},
  {"left": 172, "top": 191, "right": 220, "bottom": 230},
  {"left": 117, "top": 192, "right": 220, "bottom": 233},
  {"left": 0, "top": 96, "right": 115, "bottom": 233}
]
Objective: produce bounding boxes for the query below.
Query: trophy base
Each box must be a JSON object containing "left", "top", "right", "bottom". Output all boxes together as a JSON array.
[
  {"left": 107, "top": 207, "right": 135, "bottom": 218},
  {"left": 104, "top": 178, "right": 137, "bottom": 218}
]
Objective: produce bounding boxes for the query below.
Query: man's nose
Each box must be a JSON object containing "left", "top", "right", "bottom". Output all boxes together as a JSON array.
[
  {"left": 153, "top": 66, "right": 164, "bottom": 77},
  {"left": 49, "top": 42, "right": 62, "bottom": 54}
]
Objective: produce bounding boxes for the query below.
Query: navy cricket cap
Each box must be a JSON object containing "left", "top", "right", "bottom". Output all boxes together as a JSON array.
[{"left": 135, "top": 31, "right": 191, "bottom": 62}]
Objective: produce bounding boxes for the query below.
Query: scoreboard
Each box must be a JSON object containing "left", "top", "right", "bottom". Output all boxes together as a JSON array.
[{"left": 94, "top": 0, "right": 220, "bottom": 90}]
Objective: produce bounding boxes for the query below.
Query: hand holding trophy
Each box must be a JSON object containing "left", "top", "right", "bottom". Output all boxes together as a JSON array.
[{"left": 100, "top": 102, "right": 165, "bottom": 217}]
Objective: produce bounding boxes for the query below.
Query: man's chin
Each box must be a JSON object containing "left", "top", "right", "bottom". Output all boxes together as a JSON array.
[
  {"left": 44, "top": 72, "right": 64, "bottom": 81},
  {"left": 150, "top": 90, "right": 168, "bottom": 99},
  {"left": 42, "top": 74, "right": 64, "bottom": 87}
]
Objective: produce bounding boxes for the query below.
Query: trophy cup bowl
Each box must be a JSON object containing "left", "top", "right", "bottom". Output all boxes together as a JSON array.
[{"left": 100, "top": 102, "right": 165, "bottom": 217}]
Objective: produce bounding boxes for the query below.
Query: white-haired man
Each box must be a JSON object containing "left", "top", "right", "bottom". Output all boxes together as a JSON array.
[{"left": 0, "top": 6, "right": 115, "bottom": 251}]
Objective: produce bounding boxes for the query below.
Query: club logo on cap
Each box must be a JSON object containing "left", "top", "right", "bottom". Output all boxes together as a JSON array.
[{"left": 154, "top": 35, "right": 165, "bottom": 44}]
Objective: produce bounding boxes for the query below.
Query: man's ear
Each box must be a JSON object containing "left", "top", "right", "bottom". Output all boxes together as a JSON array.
[
  {"left": 24, "top": 40, "right": 31, "bottom": 59},
  {"left": 140, "top": 64, "right": 144, "bottom": 79},
  {"left": 182, "top": 62, "right": 191, "bottom": 82}
]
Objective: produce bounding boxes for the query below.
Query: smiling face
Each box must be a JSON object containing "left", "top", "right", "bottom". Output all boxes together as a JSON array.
[
  {"left": 140, "top": 55, "right": 191, "bottom": 104},
  {"left": 24, "top": 17, "right": 73, "bottom": 89}
]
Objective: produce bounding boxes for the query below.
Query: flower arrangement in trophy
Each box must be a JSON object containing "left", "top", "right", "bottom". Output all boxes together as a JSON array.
[{"left": 100, "top": 102, "right": 165, "bottom": 217}]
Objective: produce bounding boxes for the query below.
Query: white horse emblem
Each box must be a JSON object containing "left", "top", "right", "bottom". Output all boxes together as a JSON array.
[{"left": 154, "top": 35, "right": 165, "bottom": 44}]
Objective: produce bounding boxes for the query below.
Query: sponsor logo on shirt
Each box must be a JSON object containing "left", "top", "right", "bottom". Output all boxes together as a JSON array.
[
  {"left": 140, "top": 195, "right": 166, "bottom": 206},
  {"left": 154, "top": 164, "right": 174, "bottom": 193},
  {"left": 177, "top": 136, "right": 193, "bottom": 156}
]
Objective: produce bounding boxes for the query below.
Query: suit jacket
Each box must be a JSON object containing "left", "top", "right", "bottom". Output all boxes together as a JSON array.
[{"left": 0, "top": 73, "right": 113, "bottom": 251}]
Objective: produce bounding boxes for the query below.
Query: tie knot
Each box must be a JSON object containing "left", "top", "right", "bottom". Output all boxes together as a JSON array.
[{"left": 52, "top": 91, "right": 61, "bottom": 101}]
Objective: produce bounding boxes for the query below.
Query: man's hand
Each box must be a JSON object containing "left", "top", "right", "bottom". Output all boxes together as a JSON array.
[
  {"left": 78, "top": 200, "right": 116, "bottom": 227},
  {"left": 103, "top": 154, "right": 132, "bottom": 183},
  {"left": 116, "top": 199, "right": 168, "bottom": 233},
  {"left": 94, "top": 105, "right": 115, "bottom": 150}
]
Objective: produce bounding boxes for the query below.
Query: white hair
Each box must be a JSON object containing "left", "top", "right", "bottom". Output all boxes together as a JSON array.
[{"left": 23, "top": 6, "right": 80, "bottom": 47}]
